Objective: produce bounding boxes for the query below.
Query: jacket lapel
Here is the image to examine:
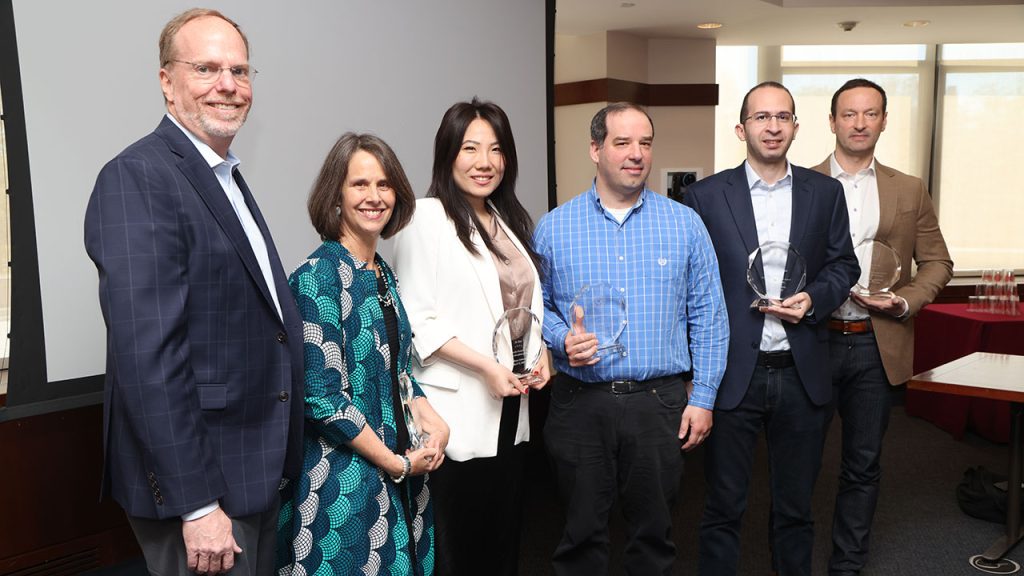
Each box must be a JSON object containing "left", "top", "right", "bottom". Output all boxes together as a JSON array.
[
  {"left": 722, "top": 164, "right": 759, "bottom": 255},
  {"left": 155, "top": 118, "right": 280, "bottom": 323},
  {"left": 789, "top": 167, "right": 813, "bottom": 251},
  {"left": 235, "top": 170, "right": 289, "bottom": 323},
  {"left": 874, "top": 162, "right": 899, "bottom": 243}
]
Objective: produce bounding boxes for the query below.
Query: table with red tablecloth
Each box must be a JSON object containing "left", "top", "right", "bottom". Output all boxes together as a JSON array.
[{"left": 904, "top": 303, "right": 1024, "bottom": 443}]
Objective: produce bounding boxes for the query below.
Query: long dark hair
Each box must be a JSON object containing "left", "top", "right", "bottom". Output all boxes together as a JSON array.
[{"left": 426, "top": 97, "right": 541, "bottom": 271}]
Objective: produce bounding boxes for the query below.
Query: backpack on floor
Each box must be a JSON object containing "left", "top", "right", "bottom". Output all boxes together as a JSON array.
[{"left": 957, "top": 466, "right": 1016, "bottom": 524}]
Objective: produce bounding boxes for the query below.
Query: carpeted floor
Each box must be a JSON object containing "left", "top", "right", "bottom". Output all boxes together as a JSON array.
[
  {"left": 90, "top": 389, "right": 1024, "bottom": 576},
  {"left": 519, "top": 388, "right": 1024, "bottom": 575}
]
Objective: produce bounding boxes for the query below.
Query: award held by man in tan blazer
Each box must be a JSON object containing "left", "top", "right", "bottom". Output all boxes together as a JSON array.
[{"left": 815, "top": 78, "right": 953, "bottom": 576}]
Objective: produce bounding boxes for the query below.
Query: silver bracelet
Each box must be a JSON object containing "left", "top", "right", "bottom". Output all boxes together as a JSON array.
[{"left": 390, "top": 454, "right": 411, "bottom": 483}]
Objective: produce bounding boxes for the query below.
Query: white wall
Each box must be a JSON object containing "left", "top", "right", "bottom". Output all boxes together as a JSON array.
[{"left": 11, "top": 0, "right": 548, "bottom": 382}]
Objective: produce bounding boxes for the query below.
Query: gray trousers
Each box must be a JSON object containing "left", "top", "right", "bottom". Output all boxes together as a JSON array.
[{"left": 127, "top": 497, "right": 279, "bottom": 576}]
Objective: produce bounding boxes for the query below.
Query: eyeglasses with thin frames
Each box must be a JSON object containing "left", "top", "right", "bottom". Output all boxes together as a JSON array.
[
  {"left": 167, "top": 60, "right": 257, "bottom": 86},
  {"left": 743, "top": 112, "right": 796, "bottom": 125}
]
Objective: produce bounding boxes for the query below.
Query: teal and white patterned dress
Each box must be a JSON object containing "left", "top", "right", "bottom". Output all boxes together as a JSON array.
[{"left": 277, "top": 240, "right": 434, "bottom": 576}]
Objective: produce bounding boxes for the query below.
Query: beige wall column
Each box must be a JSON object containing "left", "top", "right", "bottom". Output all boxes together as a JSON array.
[{"left": 554, "top": 33, "right": 718, "bottom": 205}]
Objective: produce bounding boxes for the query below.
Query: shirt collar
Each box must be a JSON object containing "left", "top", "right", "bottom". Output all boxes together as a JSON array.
[
  {"left": 587, "top": 179, "right": 648, "bottom": 213},
  {"left": 829, "top": 153, "right": 876, "bottom": 179},
  {"left": 165, "top": 113, "right": 240, "bottom": 171},
  {"left": 744, "top": 160, "right": 792, "bottom": 192}
]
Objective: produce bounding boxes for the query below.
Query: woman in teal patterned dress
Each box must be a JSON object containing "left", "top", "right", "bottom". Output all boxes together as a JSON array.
[{"left": 278, "top": 133, "right": 449, "bottom": 576}]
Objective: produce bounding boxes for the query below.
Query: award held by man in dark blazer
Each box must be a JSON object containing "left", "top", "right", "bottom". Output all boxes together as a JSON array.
[
  {"left": 83, "top": 9, "right": 303, "bottom": 576},
  {"left": 684, "top": 81, "right": 859, "bottom": 576}
]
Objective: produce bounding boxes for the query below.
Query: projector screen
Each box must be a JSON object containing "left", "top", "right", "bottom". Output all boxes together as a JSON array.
[{"left": 1, "top": 0, "right": 550, "bottom": 412}]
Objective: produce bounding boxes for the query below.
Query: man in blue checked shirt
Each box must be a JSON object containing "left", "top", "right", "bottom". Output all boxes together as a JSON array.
[{"left": 534, "top": 102, "right": 729, "bottom": 576}]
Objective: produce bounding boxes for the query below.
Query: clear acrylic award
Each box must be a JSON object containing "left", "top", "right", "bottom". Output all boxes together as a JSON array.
[
  {"left": 852, "top": 239, "right": 901, "bottom": 298},
  {"left": 569, "top": 282, "right": 627, "bottom": 356},
  {"left": 492, "top": 306, "right": 544, "bottom": 383},
  {"left": 397, "top": 372, "right": 430, "bottom": 450},
  {"left": 747, "top": 241, "right": 807, "bottom": 309}
]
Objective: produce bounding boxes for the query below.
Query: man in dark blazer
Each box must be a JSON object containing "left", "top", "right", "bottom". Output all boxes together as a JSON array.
[
  {"left": 813, "top": 78, "right": 952, "bottom": 576},
  {"left": 684, "top": 81, "right": 859, "bottom": 576},
  {"left": 84, "top": 9, "right": 303, "bottom": 575}
]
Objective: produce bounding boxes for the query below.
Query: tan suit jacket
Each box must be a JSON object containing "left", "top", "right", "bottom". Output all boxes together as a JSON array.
[{"left": 813, "top": 157, "right": 953, "bottom": 385}]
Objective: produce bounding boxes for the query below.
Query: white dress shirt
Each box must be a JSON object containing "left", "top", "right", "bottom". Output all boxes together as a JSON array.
[
  {"left": 745, "top": 161, "right": 793, "bottom": 352},
  {"left": 829, "top": 154, "right": 879, "bottom": 321}
]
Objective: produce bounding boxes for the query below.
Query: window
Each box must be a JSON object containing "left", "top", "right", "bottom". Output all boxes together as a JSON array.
[
  {"left": 714, "top": 43, "right": 1023, "bottom": 274},
  {"left": 934, "top": 44, "right": 1024, "bottom": 271},
  {"left": 714, "top": 46, "right": 758, "bottom": 173}
]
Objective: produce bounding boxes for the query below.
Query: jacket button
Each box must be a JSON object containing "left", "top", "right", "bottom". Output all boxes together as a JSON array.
[
  {"left": 279, "top": 391, "right": 289, "bottom": 402},
  {"left": 277, "top": 332, "right": 287, "bottom": 343}
]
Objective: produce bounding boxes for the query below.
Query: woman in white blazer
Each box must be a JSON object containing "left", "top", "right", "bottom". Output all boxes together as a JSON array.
[{"left": 392, "top": 98, "right": 549, "bottom": 576}]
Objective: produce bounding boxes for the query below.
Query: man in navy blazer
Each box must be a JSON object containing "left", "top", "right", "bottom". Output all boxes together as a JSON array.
[
  {"left": 84, "top": 9, "right": 303, "bottom": 575},
  {"left": 684, "top": 81, "right": 859, "bottom": 576}
]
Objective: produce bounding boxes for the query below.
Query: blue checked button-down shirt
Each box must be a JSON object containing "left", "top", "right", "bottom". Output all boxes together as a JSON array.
[{"left": 534, "top": 184, "right": 729, "bottom": 410}]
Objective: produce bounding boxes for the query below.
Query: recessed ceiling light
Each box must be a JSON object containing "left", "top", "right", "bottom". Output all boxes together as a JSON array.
[
  {"left": 903, "top": 20, "right": 930, "bottom": 28},
  {"left": 620, "top": 2, "right": 635, "bottom": 7},
  {"left": 697, "top": 22, "right": 723, "bottom": 30}
]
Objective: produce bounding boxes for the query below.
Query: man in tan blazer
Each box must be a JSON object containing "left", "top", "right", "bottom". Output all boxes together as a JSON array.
[{"left": 812, "top": 78, "right": 953, "bottom": 575}]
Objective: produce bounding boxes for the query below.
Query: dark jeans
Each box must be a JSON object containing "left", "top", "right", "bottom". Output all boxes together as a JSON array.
[
  {"left": 432, "top": 396, "right": 525, "bottom": 576},
  {"left": 699, "top": 363, "right": 826, "bottom": 576},
  {"left": 545, "top": 374, "right": 687, "bottom": 576},
  {"left": 826, "top": 330, "right": 892, "bottom": 576}
]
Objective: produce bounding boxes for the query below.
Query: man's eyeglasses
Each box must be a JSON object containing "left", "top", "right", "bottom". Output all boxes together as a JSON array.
[
  {"left": 743, "top": 112, "right": 796, "bottom": 125},
  {"left": 167, "top": 60, "right": 256, "bottom": 86}
]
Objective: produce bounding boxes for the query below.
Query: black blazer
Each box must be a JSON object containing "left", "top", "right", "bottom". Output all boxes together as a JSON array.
[
  {"left": 684, "top": 163, "right": 859, "bottom": 410},
  {"left": 84, "top": 117, "right": 304, "bottom": 519}
]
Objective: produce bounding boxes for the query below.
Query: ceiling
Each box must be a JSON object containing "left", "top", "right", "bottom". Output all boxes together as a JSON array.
[{"left": 554, "top": 0, "right": 1024, "bottom": 46}]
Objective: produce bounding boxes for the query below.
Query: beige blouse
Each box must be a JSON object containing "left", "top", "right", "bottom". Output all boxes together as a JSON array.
[{"left": 485, "top": 216, "right": 534, "bottom": 331}]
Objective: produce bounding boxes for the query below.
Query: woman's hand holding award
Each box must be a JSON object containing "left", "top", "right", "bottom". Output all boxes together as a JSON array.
[
  {"left": 492, "top": 306, "right": 544, "bottom": 385},
  {"left": 852, "top": 239, "right": 901, "bottom": 301},
  {"left": 397, "top": 372, "right": 431, "bottom": 451},
  {"left": 747, "top": 241, "right": 807, "bottom": 309},
  {"left": 569, "top": 282, "right": 627, "bottom": 357}
]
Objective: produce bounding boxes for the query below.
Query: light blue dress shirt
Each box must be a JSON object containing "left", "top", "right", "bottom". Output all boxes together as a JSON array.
[{"left": 534, "top": 184, "right": 729, "bottom": 410}]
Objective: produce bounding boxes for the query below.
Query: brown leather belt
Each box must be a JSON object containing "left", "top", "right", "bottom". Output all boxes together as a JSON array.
[{"left": 828, "top": 318, "right": 873, "bottom": 334}]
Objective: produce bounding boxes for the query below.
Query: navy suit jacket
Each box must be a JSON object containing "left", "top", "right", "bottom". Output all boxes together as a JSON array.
[
  {"left": 684, "top": 164, "right": 859, "bottom": 411},
  {"left": 84, "top": 117, "right": 304, "bottom": 519}
]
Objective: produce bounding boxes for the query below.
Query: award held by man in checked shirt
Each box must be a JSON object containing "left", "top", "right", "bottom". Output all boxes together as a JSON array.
[{"left": 569, "top": 281, "right": 628, "bottom": 357}]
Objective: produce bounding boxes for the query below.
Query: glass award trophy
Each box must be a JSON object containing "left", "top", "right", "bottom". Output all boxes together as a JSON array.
[
  {"left": 852, "top": 239, "right": 901, "bottom": 298},
  {"left": 747, "top": 241, "right": 807, "bottom": 308},
  {"left": 397, "top": 372, "right": 430, "bottom": 450},
  {"left": 569, "top": 282, "right": 627, "bottom": 356},
  {"left": 492, "top": 306, "right": 544, "bottom": 384}
]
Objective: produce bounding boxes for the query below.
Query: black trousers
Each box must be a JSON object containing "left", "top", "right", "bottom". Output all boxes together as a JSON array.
[
  {"left": 545, "top": 374, "right": 687, "bottom": 576},
  {"left": 699, "top": 364, "right": 827, "bottom": 576},
  {"left": 431, "top": 395, "right": 526, "bottom": 576},
  {"left": 127, "top": 495, "right": 279, "bottom": 576}
]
